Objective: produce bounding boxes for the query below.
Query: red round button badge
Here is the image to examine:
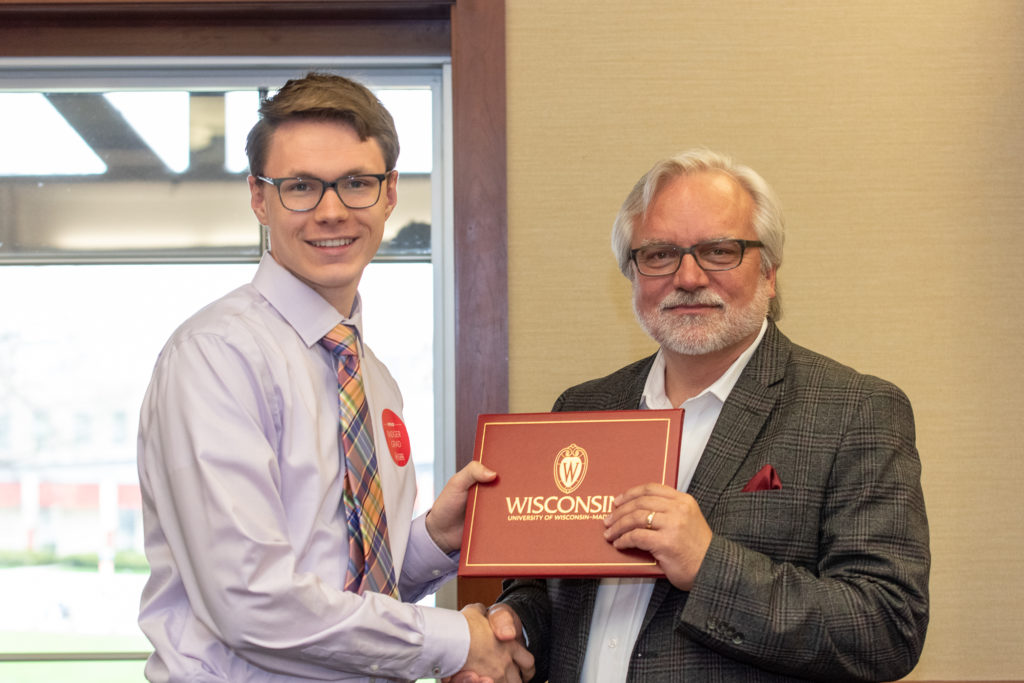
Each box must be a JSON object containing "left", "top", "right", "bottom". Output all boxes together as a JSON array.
[{"left": 381, "top": 409, "right": 411, "bottom": 467}]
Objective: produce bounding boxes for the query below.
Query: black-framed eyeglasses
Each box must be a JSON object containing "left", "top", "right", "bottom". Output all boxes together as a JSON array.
[
  {"left": 630, "top": 239, "right": 764, "bottom": 276},
  {"left": 257, "top": 173, "right": 390, "bottom": 212}
]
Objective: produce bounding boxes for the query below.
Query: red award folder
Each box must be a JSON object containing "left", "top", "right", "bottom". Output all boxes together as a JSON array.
[{"left": 459, "top": 409, "right": 683, "bottom": 578}]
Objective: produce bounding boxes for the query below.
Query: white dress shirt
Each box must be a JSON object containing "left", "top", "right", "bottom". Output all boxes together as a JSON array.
[
  {"left": 137, "top": 253, "right": 468, "bottom": 682},
  {"left": 579, "top": 320, "right": 768, "bottom": 683}
]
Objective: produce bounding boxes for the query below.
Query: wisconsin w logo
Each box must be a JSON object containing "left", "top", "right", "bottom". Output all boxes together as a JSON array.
[{"left": 554, "top": 443, "right": 589, "bottom": 494}]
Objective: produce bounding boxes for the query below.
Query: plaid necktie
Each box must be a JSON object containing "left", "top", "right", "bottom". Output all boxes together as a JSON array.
[{"left": 321, "top": 324, "right": 399, "bottom": 597}]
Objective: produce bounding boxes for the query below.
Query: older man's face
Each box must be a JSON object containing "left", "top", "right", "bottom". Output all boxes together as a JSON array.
[{"left": 630, "top": 171, "right": 776, "bottom": 358}]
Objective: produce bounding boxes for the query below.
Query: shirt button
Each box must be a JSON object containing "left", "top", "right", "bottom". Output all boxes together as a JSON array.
[
  {"left": 370, "top": 664, "right": 379, "bottom": 672},
  {"left": 432, "top": 666, "right": 442, "bottom": 675},
  {"left": 608, "top": 638, "right": 618, "bottom": 649},
  {"left": 432, "top": 569, "right": 442, "bottom": 576}
]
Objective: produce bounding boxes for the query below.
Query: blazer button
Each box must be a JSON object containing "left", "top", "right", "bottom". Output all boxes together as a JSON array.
[
  {"left": 732, "top": 632, "right": 744, "bottom": 644},
  {"left": 706, "top": 619, "right": 718, "bottom": 632}
]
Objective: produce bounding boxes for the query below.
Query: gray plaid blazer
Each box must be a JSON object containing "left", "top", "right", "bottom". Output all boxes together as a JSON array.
[{"left": 499, "top": 322, "right": 929, "bottom": 682}]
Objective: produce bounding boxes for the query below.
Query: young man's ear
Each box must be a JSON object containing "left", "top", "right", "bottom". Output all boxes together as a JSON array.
[
  {"left": 382, "top": 170, "right": 399, "bottom": 221},
  {"left": 248, "top": 175, "right": 270, "bottom": 225}
]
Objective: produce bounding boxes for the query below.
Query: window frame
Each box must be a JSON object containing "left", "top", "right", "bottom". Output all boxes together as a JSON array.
[
  {"left": 0, "top": 0, "right": 509, "bottom": 663},
  {"left": 0, "top": 59, "right": 446, "bottom": 264}
]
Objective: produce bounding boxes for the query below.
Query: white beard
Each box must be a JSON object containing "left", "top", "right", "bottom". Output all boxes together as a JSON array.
[{"left": 633, "top": 277, "right": 773, "bottom": 356}]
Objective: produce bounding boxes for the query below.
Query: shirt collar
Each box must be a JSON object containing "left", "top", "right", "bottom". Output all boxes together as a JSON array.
[
  {"left": 642, "top": 318, "right": 768, "bottom": 409},
  {"left": 251, "top": 252, "right": 365, "bottom": 349}
]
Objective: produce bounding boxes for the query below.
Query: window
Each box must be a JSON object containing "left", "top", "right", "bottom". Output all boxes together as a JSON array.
[{"left": 0, "top": 58, "right": 453, "bottom": 677}]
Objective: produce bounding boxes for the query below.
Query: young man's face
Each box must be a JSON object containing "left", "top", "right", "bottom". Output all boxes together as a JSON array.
[{"left": 248, "top": 119, "right": 398, "bottom": 315}]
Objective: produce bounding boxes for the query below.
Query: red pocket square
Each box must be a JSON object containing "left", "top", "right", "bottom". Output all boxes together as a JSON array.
[{"left": 742, "top": 464, "right": 782, "bottom": 492}]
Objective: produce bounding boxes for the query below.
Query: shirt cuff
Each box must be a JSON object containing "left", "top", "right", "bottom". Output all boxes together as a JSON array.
[
  {"left": 404, "top": 513, "right": 460, "bottom": 583},
  {"left": 416, "top": 603, "right": 471, "bottom": 678}
]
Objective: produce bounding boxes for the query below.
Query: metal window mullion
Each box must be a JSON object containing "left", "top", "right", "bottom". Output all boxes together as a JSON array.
[{"left": 0, "top": 651, "right": 150, "bottom": 661}]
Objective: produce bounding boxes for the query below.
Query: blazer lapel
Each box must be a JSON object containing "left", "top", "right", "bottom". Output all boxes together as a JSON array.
[
  {"left": 687, "top": 323, "right": 788, "bottom": 517},
  {"left": 642, "top": 322, "right": 789, "bottom": 627}
]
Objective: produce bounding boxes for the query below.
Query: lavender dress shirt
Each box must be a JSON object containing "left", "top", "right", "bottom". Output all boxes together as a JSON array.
[{"left": 138, "top": 253, "right": 467, "bottom": 682}]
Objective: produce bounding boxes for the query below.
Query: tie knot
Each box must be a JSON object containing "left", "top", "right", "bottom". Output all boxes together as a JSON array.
[{"left": 321, "top": 324, "right": 359, "bottom": 357}]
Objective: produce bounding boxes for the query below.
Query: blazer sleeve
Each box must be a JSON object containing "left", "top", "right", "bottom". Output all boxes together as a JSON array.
[
  {"left": 679, "top": 377, "right": 930, "bottom": 681},
  {"left": 497, "top": 577, "right": 554, "bottom": 680}
]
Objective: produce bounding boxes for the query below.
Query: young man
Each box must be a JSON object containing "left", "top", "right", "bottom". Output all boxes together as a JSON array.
[
  {"left": 137, "top": 72, "right": 532, "bottom": 683},
  {"left": 474, "top": 149, "right": 929, "bottom": 682}
]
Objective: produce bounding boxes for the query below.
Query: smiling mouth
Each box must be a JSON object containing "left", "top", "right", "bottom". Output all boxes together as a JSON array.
[
  {"left": 309, "top": 237, "right": 355, "bottom": 248},
  {"left": 663, "top": 304, "right": 721, "bottom": 317},
  {"left": 660, "top": 293, "right": 724, "bottom": 312}
]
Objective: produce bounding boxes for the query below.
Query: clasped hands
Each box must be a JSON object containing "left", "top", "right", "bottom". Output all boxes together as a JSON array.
[{"left": 448, "top": 603, "right": 534, "bottom": 683}]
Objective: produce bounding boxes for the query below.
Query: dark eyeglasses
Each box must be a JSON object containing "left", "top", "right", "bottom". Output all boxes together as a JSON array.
[
  {"left": 630, "top": 239, "right": 764, "bottom": 276},
  {"left": 257, "top": 173, "right": 390, "bottom": 211}
]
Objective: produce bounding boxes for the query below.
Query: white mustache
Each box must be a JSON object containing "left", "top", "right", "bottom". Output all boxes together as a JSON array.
[{"left": 658, "top": 291, "right": 725, "bottom": 310}]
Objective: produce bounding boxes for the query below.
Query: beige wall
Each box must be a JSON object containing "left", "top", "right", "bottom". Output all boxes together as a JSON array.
[{"left": 505, "top": 1, "right": 1024, "bottom": 679}]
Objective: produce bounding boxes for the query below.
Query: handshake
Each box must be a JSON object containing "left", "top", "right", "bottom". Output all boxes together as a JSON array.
[{"left": 449, "top": 602, "right": 534, "bottom": 683}]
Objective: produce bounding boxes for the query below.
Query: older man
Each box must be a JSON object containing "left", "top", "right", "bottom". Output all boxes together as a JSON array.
[{"left": 473, "top": 149, "right": 929, "bottom": 682}]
